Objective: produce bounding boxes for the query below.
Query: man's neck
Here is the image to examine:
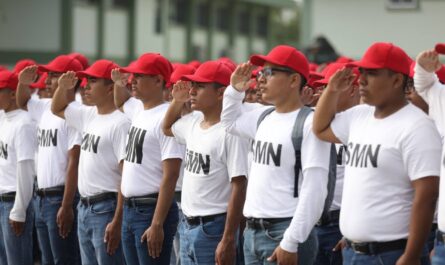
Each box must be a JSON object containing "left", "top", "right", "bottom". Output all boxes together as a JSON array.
[
  {"left": 96, "top": 100, "right": 117, "bottom": 115},
  {"left": 374, "top": 98, "right": 408, "bottom": 119},
  {"left": 201, "top": 106, "right": 222, "bottom": 129}
]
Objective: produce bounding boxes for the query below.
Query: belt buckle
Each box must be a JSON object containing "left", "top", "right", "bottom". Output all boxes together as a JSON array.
[{"left": 351, "top": 242, "right": 369, "bottom": 255}]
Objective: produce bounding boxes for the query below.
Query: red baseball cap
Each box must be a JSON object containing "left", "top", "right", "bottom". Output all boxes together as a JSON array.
[
  {"left": 307, "top": 71, "right": 325, "bottom": 88},
  {"left": 218, "top": 57, "right": 237, "bottom": 71},
  {"left": 0, "top": 66, "right": 8, "bottom": 72},
  {"left": 348, "top": 42, "right": 411, "bottom": 76},
  {"left": 181, "top": 60, "right": 233, "bottom": 86},
  {"left": 250, "top": 45, "right": 310, "bottom": 80},
  {"left": 69, "top": 53, "right": 90, "bottom": 69},
  {"left": 314, "top": 63, "right": 360, "bottom": 87},
  {"left": 120, "top": 53, "right": 173, "bottom": 83},
  {"left": 436, "top": 65, "right": 445, "bottom": 84},
  {"left": 435, "top": 43, "right": 445, "bottom": 54},
  {"left": 39, "top": 55, "right": 84, "bottom": 73},
  {"left": 335, "top": 56, "right": 354, "bottom": 64},
  {"left": 170, "top": 64, "right": 196, "bottom": 85},
  {"left": 77, "top": 59, "right": 119, "bottom": 80},
  {"left": 13, "top": 59, "right": 37, "bottom": 74},
  {"left": 30, "top": 73, "right": 48, "bottom": 89},
  {"left": 0, "top": 71, "right": 19, "bottom": 90},
  {"left": 188, "top": 60, "right": 201, "bottom": 69}
]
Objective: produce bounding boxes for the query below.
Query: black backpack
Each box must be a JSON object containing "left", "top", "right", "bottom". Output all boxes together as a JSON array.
[{"left": 256, "top": 106, "right": 337, "bottom": 222}]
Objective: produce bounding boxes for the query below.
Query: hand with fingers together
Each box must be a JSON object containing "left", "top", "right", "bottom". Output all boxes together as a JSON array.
[
  {"left": 103, "top": 221, "right": 121, "bottom": 255},
  {"left": 416, "top": 50, "right": 442, "bottom": 73},
  {"left": 111, "top": 68, "right": 130, "bottom": 88},
  {"left": 141, "top": 224, "right": 164, "bottom": 259},
  {"left": 172, "top": 80, "right": 192, "bottom": 103},
  {"left": 58, "top": 71, "right": 78, "bottom": 90},
  {"left": 18, "top": 65, "right": 39, "bottom": 86},
  {"left": 9, "top": 219, "right": 25, "bottom": 236},
  {"left": 326, "top": 67, "right": 355, "bottom": 94},
  {"left": 268, "top": 245, "right": 298, "bottom": 265},
  {"left": 56, "top": 206, "right": 74, "bottom": 238},
  {"left": 231, "top": 62, "right": 256, "bottom": 92}
]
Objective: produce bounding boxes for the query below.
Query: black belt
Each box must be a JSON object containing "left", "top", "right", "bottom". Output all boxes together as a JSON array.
[
  {"left": 36, "top": 185, "right": 65, "bottom": 197},
  {"left": 431, "top": 223, "right": 438, "bottom": 232},
  {"left": 316, "top": 210, "right": 340, "bottom": 227},
  {"left": 124, "top": 193, "right": 158, "bottom": 207},
  {"left": 345, "top": 238, "right": 407, "bottom": 255},
  {"left": 80, "top": 192, "right": 117, "bottom": 206},
  {"left": 185, "top": 213, "right": 226, "bottom": 226},
  {"left": 246, "top": 217, "right": 292, "bottom": 230},
  {"left": 0, "top": 192, "right": 16, "bottom": 202}
]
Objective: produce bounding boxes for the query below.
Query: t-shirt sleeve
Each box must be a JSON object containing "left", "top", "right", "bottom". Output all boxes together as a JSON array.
[
  {"left": 403, "top": 118, "right": 442, "bottom": 180},
  {"left": 66, "top": 125, "right": 82, "bottom": 150},
  {"left": 27, "top": 98, "right": 51, "bottom": 122},
  {"left": 224, "top": 133, "right": 249, "bottom": 179},
  {"left": 112, "top": 119, "right": 131, "bottom": 162},
  {"left": 171, "top": 112, "right": 196, "bottom": 145},
  {"left": 301, "top": 114, "right": 331, "bottom": 171},
  {"left": 64, "top": 102, "right": 87, "bottom": 132},
  {"left": 123, "top": 97, "right": 144, "bottom": 120},
  {"left": 14, "top": 122, "right": 37, "bottom": 162},
  {"left": 330, "top": 106, "right": 361, "bottom": 144},
  {"left": 157, "top": 123, "right": 185, "bottom": 161}
]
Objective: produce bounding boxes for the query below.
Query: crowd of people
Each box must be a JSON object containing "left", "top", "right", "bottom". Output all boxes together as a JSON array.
[{"left": 0, "top": 41, "right": 445, "bottom": 265}]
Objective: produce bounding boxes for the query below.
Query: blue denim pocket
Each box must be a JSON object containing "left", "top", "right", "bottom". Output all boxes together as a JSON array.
[
  {"left": 264, "top": 222, "right": 287, "bottom": 242},
  {"left": 200, "top": 217, "right": 225, "bottom": 239},
  {"left": 134, "top": 205, "right": 155, "bottom": 217},
  {"left": 90, "top": 200, "right": 116, "bottom": 215},
  {"left": 45, "top": 195, "right": 63, "bottom": 205}
]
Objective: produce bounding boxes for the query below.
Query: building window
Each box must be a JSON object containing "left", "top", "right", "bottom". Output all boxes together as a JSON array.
[
  {"left": 386, "top": 0, "right": 419, "bottom": 10},
  {"left": 171, "top": 0, "right": 188, "bottom": 25},
  {"left": 155, "top": 0, "right": 162, "bottom": 34},
  {"left": 216, "top": 6, "right": 229, "bottom": 32},
  {"left": 256, "top": 13, "right": 268, "bottom": 38},
  {"left": 238, "top": 9, "right": 250, "bottom": 35},
  {"left": 196, "top": 2, "right": 210, "bottom": 28}
]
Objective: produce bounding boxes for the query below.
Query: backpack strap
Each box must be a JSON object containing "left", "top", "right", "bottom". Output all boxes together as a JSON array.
[
  {"left": 256, "top": 107, "right": 275, "bottom": 129},
  {"left": 321, "top": 144, "right": 338, "bottom": 218},
  {"left": 291, "top": 106, "right": 313, "bottom": 197}
]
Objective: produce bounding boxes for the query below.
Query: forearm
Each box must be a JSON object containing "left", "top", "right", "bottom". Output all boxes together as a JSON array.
[
  {"left": 222, "top": 177, "right": 247, "bottom": 241},
  {"left": 313, "top": 89, "right": 340, "bottom": 135},
  {"left": 51, "top": 86, "right": 72, "bottom": 118},
  {"left": 16, "top": 83, "right": 31, "bottom": 110},
  {"left": 151, "top": 172, "right": 179, "bottom": 228},
  {"left": 111, "top": 190, "right": 124, "bottom": 225},
  {"left": 404, "top": 178, "right": 438, "bottom": 259},
  {"left": 162, "top": 99, "right": 184, "bottom": 136},
  {"left": 281, "top": 167, "right": 328, "bottom": 253},
  {"left": 114, "top": 83, "right": 130, "bottom": 109},
  {"left": 221, "top": 85, "right": 245, "bottom": 133},
  {"left": 10, "top": 160, "right": 35, "bottom": 222},
  {"left": 61, "top": 146, "right": 80, "bottom": 208}
]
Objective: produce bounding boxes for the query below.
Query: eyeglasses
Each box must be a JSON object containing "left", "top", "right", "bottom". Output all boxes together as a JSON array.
[{"left": 257, "top": 67, "right": 296, "bottom": 81}]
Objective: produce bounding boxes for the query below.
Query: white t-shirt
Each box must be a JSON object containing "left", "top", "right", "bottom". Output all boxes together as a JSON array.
[
  {"left": 330, "top": 144, "right": 345, "bottom": 211},
  {"left": 0, "top": 110, "right": 36, "bottom": 193},
  {"left": 331, "top": 104, "right": 441, "bottom": 242},
  {"left": 121, "top": 101, "right": 184, "bottom": 197},
  {"left": 172, "top": 112, "right": 248, "bottom": 217},
  {"left": 221, "top": 85, "right": 331, "bottom": 253},
  {"left": 64, "top": 103, "right": 130, "bottom": 197},
  {"left": 27, "top": 98, "right": 82, "bottom": 188}
]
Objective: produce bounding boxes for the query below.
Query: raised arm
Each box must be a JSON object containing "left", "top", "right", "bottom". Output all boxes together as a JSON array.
[
  {"left": 111, "top": 69, "right": 131, "bottom": 111},
  {"left": 313, "top": 68, "right": 353, "bottom": 143},
  {"left": 414, "top": 50, "right": 443, "bottom": 95},
  {"left": 16, "top": 65, "right": 39, "bottom": 110},
  {"left": 162, "top": 81, "right": 191, "bottom": 136},
  {"left": 51, "top": 71, "right": 78, "bottom": 119}
]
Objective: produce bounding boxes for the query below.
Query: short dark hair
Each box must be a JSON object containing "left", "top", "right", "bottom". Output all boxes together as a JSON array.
[{"left": 387, "top": 69, "right": 409, "bottom": 92}]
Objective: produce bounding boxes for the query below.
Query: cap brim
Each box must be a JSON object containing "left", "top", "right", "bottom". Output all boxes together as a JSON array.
[
  {"left": 37, "top": 65, "right": 55, "bottom": 73},
  {"left": 435, "top": 43, "right": 445, "bottom": 55},
  {"left": 346, "top": 60, "right": 381, "bottom": 70},
  {"left": 76, "top": 70, "right": 104, "bottom": 79},
  {"left": 120, "top": 65, "right": 156, "bottom": 75},
  {"left": 250, "top": 54, "right": 273, "bottom": 67},
  {"left": 312, "top": 79, "right": 329, "bottom": 87},
  {"left": 180, "top": 74, "right": 213, "bottom": 83}
]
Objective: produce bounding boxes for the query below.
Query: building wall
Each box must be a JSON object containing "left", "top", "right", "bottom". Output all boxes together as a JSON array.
[
  {"left": 310, "top": 0, "right": 445, "bottom": 58},
  {"left": 73, "top": 5, "right": 98, "bottom": 56}
]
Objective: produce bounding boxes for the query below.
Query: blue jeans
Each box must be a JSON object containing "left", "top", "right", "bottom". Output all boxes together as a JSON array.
[
  {"left": 342, "top": 244, "right": 430, "bottom": 265},
  {"left": 122, "top": 201, "right": 178, "bottom": 264},
  {"left": 33, "top": 194, "right": 81, "bottom": 265},
  {"left": 243, "top": 219, "right": 318, "bottom": 265},
  {"left": 77, "top": 198, "right": 123, "bottom": 265},
  {"left": 432, "top": 231, "right": 445, "bottom": 265},
  {"left": 179, "top": 213, "right": 227, "bottom": 265},
  {"left": 0, "top": 200, "right": 34, "bottom": 265},
  {"left": 314, "top": 221, "right": 343, "bottom": 265},
  {"left": 170, "top": 206, "right": 183, "bottom": 265}
]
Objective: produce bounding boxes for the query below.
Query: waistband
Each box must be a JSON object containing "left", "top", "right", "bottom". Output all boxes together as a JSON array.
[
  {"left": 36, "top": 185, "right": 65, "bottom": 197},
  {"left": 345, "top": 238, "right": 407, "bottom": 255},
  {"left": 185, "top": 213, "right": 227, "bottom": 226},
  {"left": 246, "top": 217, "right": 292, "bottom": 230},
  {"left": 0, "top": 192, "right": 16, "bottom": 202},
  {"left": 124, "top": 193, "right": 158, "bottom": 208},
  {"left": 80, "top": 192, "right": 117, "bottom": 206}
]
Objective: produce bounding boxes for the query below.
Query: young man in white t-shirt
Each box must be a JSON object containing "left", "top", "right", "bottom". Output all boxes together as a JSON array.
[
  {"left": 311, "top": 62, "right": 360, "bottom": 265},
  {"left": 110, "top": 53, "right": 185, "bottom": 264},
  {"left": 16, "top": 56, "right": 83, "bottom": 265},
  {"left": 413, "top": 46, "right": 445, "bottom": 265},
  {"left": 0, "top": 70, "right": 36, "bottom": 265},
  {"left": 221, "top": 45, "right": 331, "bottom": 265},
  {"left": 162, "top": 60, "right": 249, "bottom": 265},
  {"left": 313, "top": 42, "right": 441, "bottom": 265},
  {"left": 51, "top": 60, "right": 130, "bottom": 265}
]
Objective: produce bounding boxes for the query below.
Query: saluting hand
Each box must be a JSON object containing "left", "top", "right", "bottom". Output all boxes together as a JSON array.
[
  {"left": 416, "top": 50, "right": 442, "bottom": 73},
  {"left": 111, "top": 68, "right": 130, "bottom": 88},
  {"left": 326, "top": 67, "right": 355, "bottom": 93},
  {"left": 172, "top": 81, "right": 191, "bottom": 103},
  {"left": 58, "top": 71, "right": 78, "bottom": 90},
  {"left": 18, "top": 65, "right": 38, "bottom": 85},
  {"left": 231, "top": 62, "right": 256, "bottom": 92}
]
